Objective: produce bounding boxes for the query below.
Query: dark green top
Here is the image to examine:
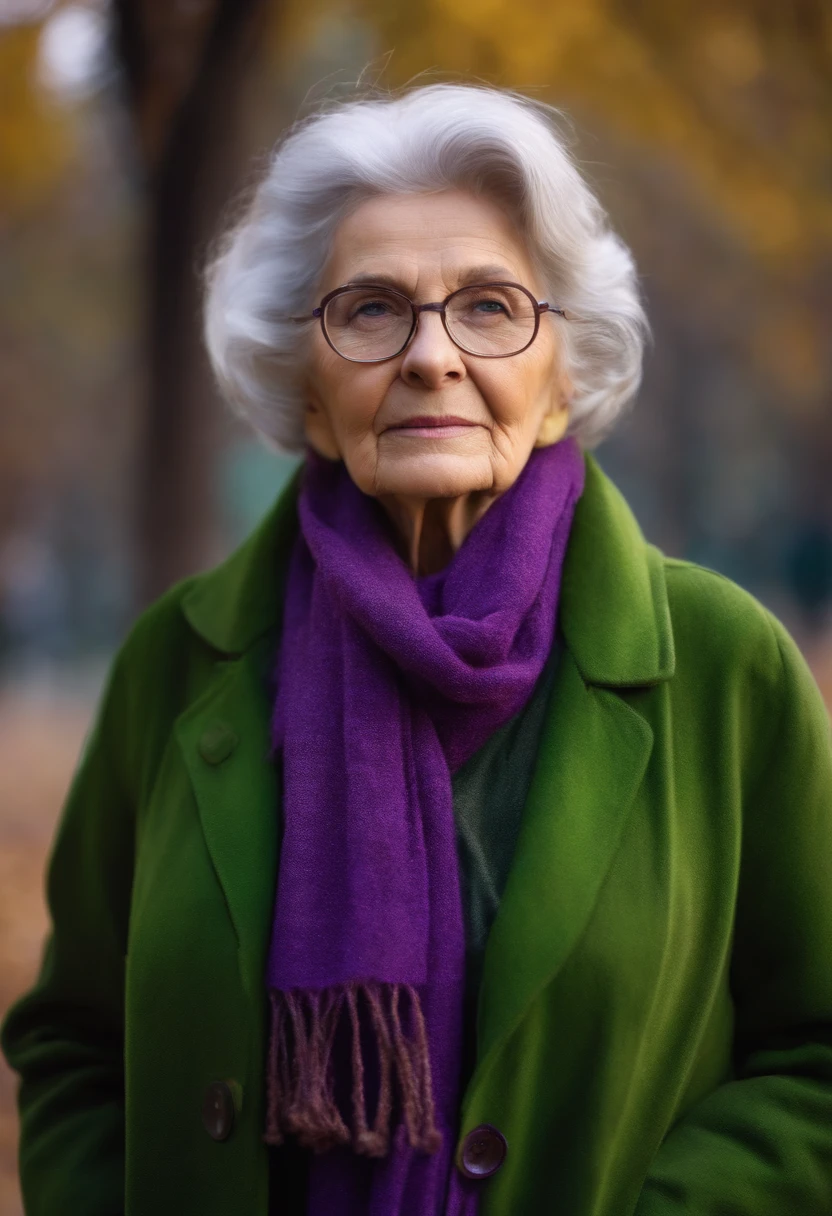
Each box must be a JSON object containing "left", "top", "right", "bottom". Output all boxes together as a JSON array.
[
  {"left": 267, "top": 635, "right": 563, "bottom": 1212},
  {"left": 451, "top": 632, "right": 563, "bottom": 1094}
]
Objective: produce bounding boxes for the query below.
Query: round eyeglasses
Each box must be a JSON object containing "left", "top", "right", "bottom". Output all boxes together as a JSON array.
[{"left": 291, "top": 281, "right": 567, "bottom": 363}]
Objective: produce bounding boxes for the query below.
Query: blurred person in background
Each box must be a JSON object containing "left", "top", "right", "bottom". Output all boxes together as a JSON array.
[{"left": 3, "top": 82, "right": 832, "bottom": 1216}]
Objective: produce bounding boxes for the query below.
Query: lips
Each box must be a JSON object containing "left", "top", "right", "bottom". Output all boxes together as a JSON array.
[{"left": 387, "top": 415, "right": 478, "bottom": 429}]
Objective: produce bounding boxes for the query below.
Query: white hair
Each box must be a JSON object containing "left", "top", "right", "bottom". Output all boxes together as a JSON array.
[{"left": 201, "top": 82, "right": 649, "bottom": 452}]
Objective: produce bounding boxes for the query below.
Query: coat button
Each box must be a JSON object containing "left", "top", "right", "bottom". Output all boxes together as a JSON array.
[
  {"left": 198, "top": 722, "right": 238, "bottom": 765},
  {"left": 458, "top": 1123, "right": 508, "bottom": 1179},
  {"left": 202, "top": 1081, "right": 236, "bottom": 1141}
]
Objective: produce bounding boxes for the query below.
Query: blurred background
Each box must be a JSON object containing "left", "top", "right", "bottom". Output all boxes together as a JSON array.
[{"left": 1, "top": 0, "right": 830, "bottom": 1210}]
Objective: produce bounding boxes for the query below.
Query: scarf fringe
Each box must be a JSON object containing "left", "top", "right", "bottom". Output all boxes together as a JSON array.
[{"left": 264, "top": 980, "right": 443, "bottom": 1158}]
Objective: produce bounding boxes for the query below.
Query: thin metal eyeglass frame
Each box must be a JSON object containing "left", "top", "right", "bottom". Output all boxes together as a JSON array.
[{"left": 290, "top": 280, "right": 568, "bottom": 363}]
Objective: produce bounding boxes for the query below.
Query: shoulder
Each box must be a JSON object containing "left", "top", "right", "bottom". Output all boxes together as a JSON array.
[
  {"left": 661, "top": 553, "right": 779, "bottom": 653},
  {"left": 657, "top": 552, "right": 828, "bottom": 751},
  {"left": 87, "top": 574, "right": 212, "bottom": 799},
  {"left": 111, "top": 573, "right": 205, "bottom": 692},
  {"left": 99, "top": 468, "right": 299, "bottom": 734}
]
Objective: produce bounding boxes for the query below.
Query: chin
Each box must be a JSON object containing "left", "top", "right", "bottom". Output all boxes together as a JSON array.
[{"left": 370, "top": 449, "right": 494, "bottom": 500}]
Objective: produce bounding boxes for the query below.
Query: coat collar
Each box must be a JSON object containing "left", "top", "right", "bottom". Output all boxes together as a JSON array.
[
  {"left": 180, "top": 462, "right": 303, "bottom": 657},
  {"left": 180, "top": 449, "right": 675, "bottom": 688}
]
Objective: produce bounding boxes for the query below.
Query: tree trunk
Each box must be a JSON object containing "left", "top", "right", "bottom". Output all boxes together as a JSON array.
[{"left": 113, "top": 0, "right": 270, "bottom": 609}]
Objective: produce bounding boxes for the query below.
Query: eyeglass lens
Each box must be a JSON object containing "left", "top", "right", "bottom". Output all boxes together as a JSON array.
[{"left": 323, "top": 285, "right": 538, "bottom": 360}]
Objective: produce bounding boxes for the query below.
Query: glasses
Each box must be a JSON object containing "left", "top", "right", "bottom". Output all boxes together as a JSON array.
[{"left": 291, "top": 281, "right": 567, "bottom": 363}]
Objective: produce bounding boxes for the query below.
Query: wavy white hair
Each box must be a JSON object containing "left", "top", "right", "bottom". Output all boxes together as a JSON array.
[{"left": 201, "top": 82, "right": 649, "bottom": 452}]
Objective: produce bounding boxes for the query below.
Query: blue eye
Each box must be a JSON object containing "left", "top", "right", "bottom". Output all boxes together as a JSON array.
[
  {"left": 474, "top": 299, "right": 507, "bottom": 313},
  {"left": 357, "top": 301, "right": 390, "bottom": 316}
]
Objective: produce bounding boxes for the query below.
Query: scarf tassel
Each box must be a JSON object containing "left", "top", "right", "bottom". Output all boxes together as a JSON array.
[{"left": 264, "top": 980, "right": 443, "bottom": 1158}]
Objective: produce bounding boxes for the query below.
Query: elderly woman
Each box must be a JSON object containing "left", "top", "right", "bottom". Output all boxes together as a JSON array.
[{"left": 3, "top": 82, "right": 832, "bottom": 1216}]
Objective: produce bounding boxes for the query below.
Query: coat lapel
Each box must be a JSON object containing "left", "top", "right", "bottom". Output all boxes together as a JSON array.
[
  {"left": 465, "top": 453, "right": 675, "bottom": 1100},
  {"left": 468, "top": 651, "right": 655, "bottom": 1088},
  {"left": 174, "top": 636, "right": 282, "bottom": 1004},
  {"left": 175, "top": 451, "right": 675, "bottom": 1072},
  {"left": 175, "top": 462, "right": 302, "bottom": 1002}
]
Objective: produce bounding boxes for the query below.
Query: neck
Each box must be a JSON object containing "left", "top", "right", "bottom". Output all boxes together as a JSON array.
[{"left": 377, "top": 490, "right": 498, "bottom": 577}]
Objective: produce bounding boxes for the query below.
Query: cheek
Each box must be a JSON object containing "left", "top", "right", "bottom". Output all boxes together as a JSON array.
[
  {"left": 309, "top": 355, "right": 391, "bottom": 438},
  {"left": 476, "top": 348, "right": 556, "bottom": 428}
]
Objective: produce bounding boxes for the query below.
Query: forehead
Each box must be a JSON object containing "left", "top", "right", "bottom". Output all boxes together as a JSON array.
[{"left": 321, "top": 188, "right": 539, "bottom": 290}]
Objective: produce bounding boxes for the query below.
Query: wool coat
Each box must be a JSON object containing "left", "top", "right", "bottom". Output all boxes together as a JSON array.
[{"left": 3, "top": 449, "right": 832, "bottom": 1216}]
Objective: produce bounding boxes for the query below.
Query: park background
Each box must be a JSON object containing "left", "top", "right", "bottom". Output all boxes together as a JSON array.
[{"left": 1, "top": 0, "right": 831, "bottom": 1211}]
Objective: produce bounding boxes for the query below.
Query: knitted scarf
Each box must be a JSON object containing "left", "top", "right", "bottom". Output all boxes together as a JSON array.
[{"left": 263, "top": 435, "right": 586, "bottom": 1214}]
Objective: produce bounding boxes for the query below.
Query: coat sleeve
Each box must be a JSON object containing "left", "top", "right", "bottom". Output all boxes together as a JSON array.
[
  {"left": 635, "top": 609, "right": 832, "bottom": 1215},
  {"left": 0, "top": 644, "right": 135, "bottom": 1216}
]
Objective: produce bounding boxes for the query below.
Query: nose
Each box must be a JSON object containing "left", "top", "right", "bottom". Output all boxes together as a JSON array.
[{"left": 399, "top": 309, "right": 466, "bottom": 388}]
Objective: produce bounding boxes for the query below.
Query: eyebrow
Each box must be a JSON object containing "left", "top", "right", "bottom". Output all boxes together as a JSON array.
[{"left": 344, "top": 264, "right": 521, "bottom": 291}]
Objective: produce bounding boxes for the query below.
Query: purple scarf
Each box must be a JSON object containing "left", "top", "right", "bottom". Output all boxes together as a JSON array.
[{"left": 264, "top": 436, "right": 586, "bottom": 1214}]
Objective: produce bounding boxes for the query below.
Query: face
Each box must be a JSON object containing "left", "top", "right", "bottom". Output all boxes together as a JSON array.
[{"left": 302, "top": 188, "right": 573, "bottom": 502}]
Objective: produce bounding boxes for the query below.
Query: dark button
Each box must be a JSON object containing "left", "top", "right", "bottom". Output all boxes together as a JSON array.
[
  {"left": 198, "top": 722, "right": 239, "bottom": 765},
  {"left": 202, "top": 1081, "right": 235, "bottom": 1141},
  {"left": 458, "top": 1123, "right": 507, "bottom": 1179}
]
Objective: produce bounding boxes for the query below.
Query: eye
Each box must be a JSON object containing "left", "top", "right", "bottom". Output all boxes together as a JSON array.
[{"left": 352, "top": 298, "right": 394, "bottom": 318}]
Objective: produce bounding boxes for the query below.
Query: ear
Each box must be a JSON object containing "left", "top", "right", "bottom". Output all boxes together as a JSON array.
[
  {"left": 533, "top": 404, "right": 570, "bottom": 448},
  {"left": 303, "top": 400, "right": 342, "bottom": 461},
  {"left": 534, "top": 373, "right": 572, "bottom": 449}
]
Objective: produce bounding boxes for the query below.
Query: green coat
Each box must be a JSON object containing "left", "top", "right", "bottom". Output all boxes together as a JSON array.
[{"left": 4, "top": 451, "right": 832, "bottom": 1216}]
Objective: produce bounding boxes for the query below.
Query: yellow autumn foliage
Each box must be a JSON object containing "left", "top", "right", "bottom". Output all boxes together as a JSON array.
[
  {"left": 264, "top": 0, "right": 832, "bottom": 267},
  {"left": 0, "top": 24, "right": 74, "bottom": 217}
]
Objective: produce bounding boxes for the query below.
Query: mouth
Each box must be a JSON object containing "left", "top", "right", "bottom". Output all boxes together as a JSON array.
[{"left": 385, "top": 415, "right": 482, "bottom": 438}]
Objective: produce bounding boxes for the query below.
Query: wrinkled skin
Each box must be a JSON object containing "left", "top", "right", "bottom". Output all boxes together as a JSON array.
[{"left": 303, "top": 188, "right": 573, "bottom": 575}]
